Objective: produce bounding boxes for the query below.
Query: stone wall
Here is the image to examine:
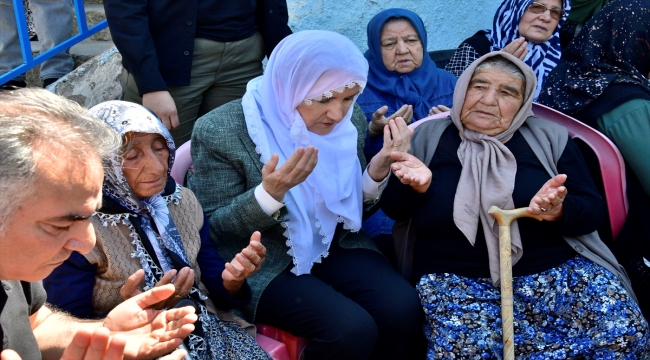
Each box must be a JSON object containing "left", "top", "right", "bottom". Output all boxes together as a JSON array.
[{"left": 286, "top": 0, "right": 500, "bottom": 52}]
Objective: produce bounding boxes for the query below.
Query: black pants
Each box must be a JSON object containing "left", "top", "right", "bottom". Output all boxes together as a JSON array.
[{"left": 256, "top": 242, "right": 426, "bottom": 360}]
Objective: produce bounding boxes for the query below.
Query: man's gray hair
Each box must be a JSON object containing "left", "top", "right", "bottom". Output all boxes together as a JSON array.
[
  {"left": 0, "top": 88, "right": 121, "bottom": 234},
  {"left": 474, "top": 55, "right": 526, "bottom": 92}
]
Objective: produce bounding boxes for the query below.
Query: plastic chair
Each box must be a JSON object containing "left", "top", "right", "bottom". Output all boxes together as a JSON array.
[
  {"left": 257, "top": 324, "right": 309, "bottom": 360},
  {"left": 169, "top": 140, "right": 308, "bottom": 360},
  {"left": 171, "top": 140, "right": 193, "bottom": 186},
  {"left": 408, "top": 111, "right": 451, "bottom": 130},
  {"left": 530, "top": 103, "right": 628, "bottom": 239}
]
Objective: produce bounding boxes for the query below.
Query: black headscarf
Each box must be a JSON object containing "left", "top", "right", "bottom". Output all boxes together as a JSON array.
[{"left": 539, "top": 0, "right": 650, "bottom": 119}]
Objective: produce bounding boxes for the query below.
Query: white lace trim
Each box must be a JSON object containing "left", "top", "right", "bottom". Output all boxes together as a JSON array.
[
  {"left": 302, "top": 80, "right": 367, "bottom": 105},
  {"left": 164, "top": 183, "right": 182, "bottom": 205}
]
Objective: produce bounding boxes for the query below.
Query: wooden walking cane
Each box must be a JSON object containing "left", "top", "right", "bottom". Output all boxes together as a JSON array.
[{"left": 488, "top": 206, "right": 542, "bottom": 360}]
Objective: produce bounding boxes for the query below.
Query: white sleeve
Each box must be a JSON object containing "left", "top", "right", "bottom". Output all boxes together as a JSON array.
[
  {"left": 362, "top": 167, "right": 389, "bottom": 201},
  {"left": 254, "top": 184, "right": 285, "bottom": 216}
]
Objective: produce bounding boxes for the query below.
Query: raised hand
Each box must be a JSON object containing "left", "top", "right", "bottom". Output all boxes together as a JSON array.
[
  {"left": 59, "top": 328, "right": 126, "bottom": 360},
  {"left": 262, "top": 147, "right": 318, "bottom": 202},
  {"left": 367, "top": 117, "right": 413, "bottom": 181},
  {"left": 526, "top": 174, "right": 568, "bottom": 221},
  {"left": 368, "top": 104, "right": 414, "bottom": 136},
  {"left": 222, "top": 231, "right": 266, "bottom": 295},
  {"left": 142, "top": 91, "right": 179, "bottom": 130},
  {"left": 428, "top": 105, "right": 450, "bottom": 116},
  {"left": 390, "top": 152, "right": 432, "bottom": 193},
  {"left": 103, "top": 284, "right": 197, "bottom": 359},
  {"left": 502, "top": 37, "right": 529, "bottom": 60},
  {"left": 120, "top": 268, "right": 195, "bottom": 310}
]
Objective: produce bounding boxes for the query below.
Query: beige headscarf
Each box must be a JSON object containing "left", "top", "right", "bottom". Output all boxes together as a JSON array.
[{"left": 449, "top": 51, "right": 537, "bottom": 286}]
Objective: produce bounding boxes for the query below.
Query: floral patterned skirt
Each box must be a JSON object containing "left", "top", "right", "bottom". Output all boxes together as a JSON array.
[{"left": 417, "top": 256, "right": 650, "bottom": 359}]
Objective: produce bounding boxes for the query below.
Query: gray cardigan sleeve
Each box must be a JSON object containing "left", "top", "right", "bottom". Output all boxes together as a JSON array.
[{"left": 190, "top": 100, "right": 284, "bottom": 248}]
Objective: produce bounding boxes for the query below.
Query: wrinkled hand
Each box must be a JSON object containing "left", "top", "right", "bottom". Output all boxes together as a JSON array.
[
  {"left": 367, "top": 117, "right": 413, "bottom": 181},
  {"left": 502, "top": 37, "right": 528, "bottom": 60},
  {"left": 526, "top": 174, "right": 568, "bottom": 221},
  {"left": 120, "top": 268, "right": 195, "bottom": 310},
  {"left": 368, "top": 104, "right": 413, "bottom": 137},
  {"left": 390, "top": 152, "right": 432, "bottom": 193},
  {"left": 222, "top": 231, "right": 265, "bottom": 295},
  {"left": 428, "top": 105, "right": 450, "bottom": 116},
  {"left": 143, "top": 91, "right": 179, "bottom": 130},
  {"left": 262, "top": 147, "right": 318, "bottom": 202},
  {"left": 104, "top": 284, "right": 197, "bottom": 360}
]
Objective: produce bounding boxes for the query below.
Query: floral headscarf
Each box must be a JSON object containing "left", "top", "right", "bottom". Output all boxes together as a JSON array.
[{"left": 89, "top": 101, "right": 189, "bottom": 276}]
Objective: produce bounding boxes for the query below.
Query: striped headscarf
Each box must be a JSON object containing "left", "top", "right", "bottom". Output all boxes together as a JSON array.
[{"left": 485, "top": 0, "right": 571, "bottom": 99}]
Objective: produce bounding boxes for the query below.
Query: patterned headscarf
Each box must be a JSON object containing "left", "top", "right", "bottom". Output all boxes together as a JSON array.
[
  {"left": 242, "top": 30, "right": 368, "bottom": 275},
  {"left": 89, "top": 101, "right": 190, "bottom": 277},
  {"left": 89, "top": 101, "right": 271, "bottom": 360},
  {"left": 539, "top": 0, "right": 650, "bottom": 114},
  {"left": 485, "top": 0, "right": 571, "bottom": 99}
]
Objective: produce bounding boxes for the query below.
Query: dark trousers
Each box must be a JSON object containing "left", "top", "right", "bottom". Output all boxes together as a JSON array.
[{"left": 256, "top": 242, "right": 426, "bottom": 360}]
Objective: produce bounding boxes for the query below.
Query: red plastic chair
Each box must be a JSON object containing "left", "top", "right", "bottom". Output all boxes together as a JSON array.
[
  {"left": 170, "top": 140, "right": 308, "bottom": 360},
  {"left": 532, "top": 103, "right": 628, "bottom": 239}
]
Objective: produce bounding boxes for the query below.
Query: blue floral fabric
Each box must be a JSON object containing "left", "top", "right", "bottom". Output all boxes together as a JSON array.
[{"left": 417, "top": 256, "right": 650, "bottom": 359}]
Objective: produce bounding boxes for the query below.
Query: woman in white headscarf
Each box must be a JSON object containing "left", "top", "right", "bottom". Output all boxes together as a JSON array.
[
  {"left": 383, "top": 51, "right": 649, "bottom": 358},
  {"left": 189, "top": 30, "right": 429, "bottom": 359}
]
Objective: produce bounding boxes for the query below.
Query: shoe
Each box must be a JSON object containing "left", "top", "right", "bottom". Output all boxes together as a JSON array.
[
  {"left": 0, "top": 80, "right": 27, "bottom": 91},
  {"left": 42, "top": 78, "right": 59, "bottom": 87}
]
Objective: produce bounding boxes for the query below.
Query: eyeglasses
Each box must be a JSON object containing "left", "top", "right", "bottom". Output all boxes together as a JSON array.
[{"left": 526, "top": 2, "right": 566, "bottom": 20}]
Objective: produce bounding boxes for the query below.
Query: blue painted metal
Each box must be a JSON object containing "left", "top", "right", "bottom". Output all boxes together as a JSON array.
[{"left": 0, "top": 0, "right": 108, "bottom": 85}]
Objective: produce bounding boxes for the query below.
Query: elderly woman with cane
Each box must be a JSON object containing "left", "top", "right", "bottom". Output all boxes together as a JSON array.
[{"left": 381, "top": 51, "right": 650, "bottom": 358}]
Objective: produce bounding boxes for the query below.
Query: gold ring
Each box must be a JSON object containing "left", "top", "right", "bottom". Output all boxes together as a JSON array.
[{"left": 174, "top": 295, "right": 183, "bottom": 299}]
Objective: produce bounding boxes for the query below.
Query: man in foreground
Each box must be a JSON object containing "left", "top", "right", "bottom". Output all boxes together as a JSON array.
[{"left": 0, "top": 88, "right": 197, "bottom": 359}]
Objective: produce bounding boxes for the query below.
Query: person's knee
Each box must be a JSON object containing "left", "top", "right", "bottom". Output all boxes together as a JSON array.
[
  {"left": 309, "top": 308, "right": 378, "bottom": 359},
  {"left": 376, "top": 282, "right": 423, "bottom": 332}
]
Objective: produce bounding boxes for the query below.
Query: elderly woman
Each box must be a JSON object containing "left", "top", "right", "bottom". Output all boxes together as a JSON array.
[
  {"left": 190, "top": 30, "right": 426, "bottom": 359},
  {"left": 445, "top": 0, "right": 571, "bottom": 100},
  {"left": 43, "top": 101, "right": 270, "bottom": 359},
  {"left": 359, "top": 8, "right": 457, "bottom": 157},
  {"left": 357, "top": 9, "right": 457, "bottom": 263},
  {"left": 382, "top": 52, "right": 649, "bottom": 358},
  {"left": 539, "top": 0, "right": 650, "bottom": 317}
]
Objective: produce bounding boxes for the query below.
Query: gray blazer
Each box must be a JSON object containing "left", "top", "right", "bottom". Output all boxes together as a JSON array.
[{"left": 190, "top": 99, "right": 377, "bottom": 321}]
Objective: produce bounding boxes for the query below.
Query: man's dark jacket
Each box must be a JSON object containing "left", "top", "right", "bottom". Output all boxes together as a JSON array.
[{"left": 103, "top": 0, "right": 291, "bottom": 95}]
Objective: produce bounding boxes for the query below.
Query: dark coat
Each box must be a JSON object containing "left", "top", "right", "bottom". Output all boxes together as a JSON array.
[{"left": 103, "top": 0, "right": 291, "bottom": 95}]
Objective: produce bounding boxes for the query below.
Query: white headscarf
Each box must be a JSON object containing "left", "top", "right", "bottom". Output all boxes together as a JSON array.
[{"left": 242, "top": 30, "right": 369, "bottom": 275}]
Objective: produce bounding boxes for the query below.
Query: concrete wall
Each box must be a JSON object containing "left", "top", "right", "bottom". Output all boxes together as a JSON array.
[{"left": 286, "top": 0, "right": 500, "bottom": 53}]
